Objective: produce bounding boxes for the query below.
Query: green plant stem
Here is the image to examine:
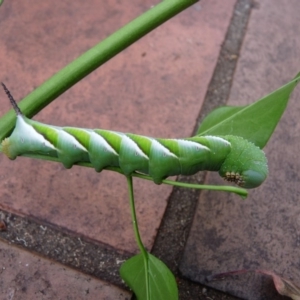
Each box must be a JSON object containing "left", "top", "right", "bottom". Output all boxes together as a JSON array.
[
  {"left": 0, "top": 0, "right": 198, "bottom": 141},
  {"left": 13, "top": 154, "right": 248, "bottom": 197},
  {"left": 132, "top": 172, "right": 248, "bottom": 198},
  {"left": 126, "top": 175, "right": 150, "bottom": 299}
]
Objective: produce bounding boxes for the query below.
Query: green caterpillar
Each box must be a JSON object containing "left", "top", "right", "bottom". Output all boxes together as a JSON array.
[{"left": 1, "top": 83, "right": 268, "bottom": 189}]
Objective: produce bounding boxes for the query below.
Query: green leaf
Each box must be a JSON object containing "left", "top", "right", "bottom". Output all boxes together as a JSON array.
[
  {"left": 197, "top": 72, "right": 300, "bottom": 148},
  {"left": 120, "top": 253, "right": 178, "bottom": 300}
]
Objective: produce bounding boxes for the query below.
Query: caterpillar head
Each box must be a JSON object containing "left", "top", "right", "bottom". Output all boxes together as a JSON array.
[{"left": 218, "top": 136, "right": 268, "bottom": 189}]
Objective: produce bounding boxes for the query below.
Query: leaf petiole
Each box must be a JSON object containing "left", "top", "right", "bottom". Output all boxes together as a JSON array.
[
  {"left": 11, "top": 153, "right": 248, "bottom": 198},
  {"left": 126, "top": 175, "right": 150, "bottom": 299}
]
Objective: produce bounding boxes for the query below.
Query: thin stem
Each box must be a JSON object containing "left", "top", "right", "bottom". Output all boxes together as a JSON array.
[
  {"left": 126, "top": 175, "right": 150, "bottom": 299},
  {"left": 126, "top": 176, "right": 147, "bottom": 256},
  {"left": 0, "top": 0, "right": 198, "bottom": 141},
  {"left": 134, "top": 173, "right": 248, "bottom": 198},
  {"left": 7, "top": 154, "right": 248, "bottom": 198}
]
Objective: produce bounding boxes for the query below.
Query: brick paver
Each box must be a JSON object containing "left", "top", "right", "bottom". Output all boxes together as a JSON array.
[
  {"left": 2, "top": 0, "right": 298, "bottom": 299},
  {"left": 180, "top": 1, "right": 300, "bottom": 299},
  {"left": 0, "top": 240, "right": 130, "bottom": 299},
  {"left": 0, "top": 0, "right": 235, "bottom": 253}
]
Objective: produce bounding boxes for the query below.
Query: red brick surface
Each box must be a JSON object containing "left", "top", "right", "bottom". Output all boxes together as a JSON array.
[
  {"left": 180, "top": 1, "right": 300, "bottom": 299},
  {"left": 0, "top": 240, "right": 130, "bottom": 299},
  {"left": 0, "top": 0, "right": 235, "bottom": 253}
]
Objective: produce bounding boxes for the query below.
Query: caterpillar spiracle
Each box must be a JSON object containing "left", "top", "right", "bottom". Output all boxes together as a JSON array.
[{"left": 1, "top": 83, "right": 268, "bottom": 189}]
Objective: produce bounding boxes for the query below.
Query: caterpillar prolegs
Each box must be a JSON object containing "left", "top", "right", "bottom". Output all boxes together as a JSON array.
[{"left": 1, "top": 83, "right": 268, "bottom": 189}]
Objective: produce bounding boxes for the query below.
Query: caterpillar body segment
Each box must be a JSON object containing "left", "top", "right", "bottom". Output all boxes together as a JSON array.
[
  {"left": 2, "top": 115, "right": 231, "bottom": 183},
  {"left": 0, "top": 83, "right": 268, "bottom": 189},
  {"left": 1, "top": 114, "right": 268, "bottom": 188}
]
